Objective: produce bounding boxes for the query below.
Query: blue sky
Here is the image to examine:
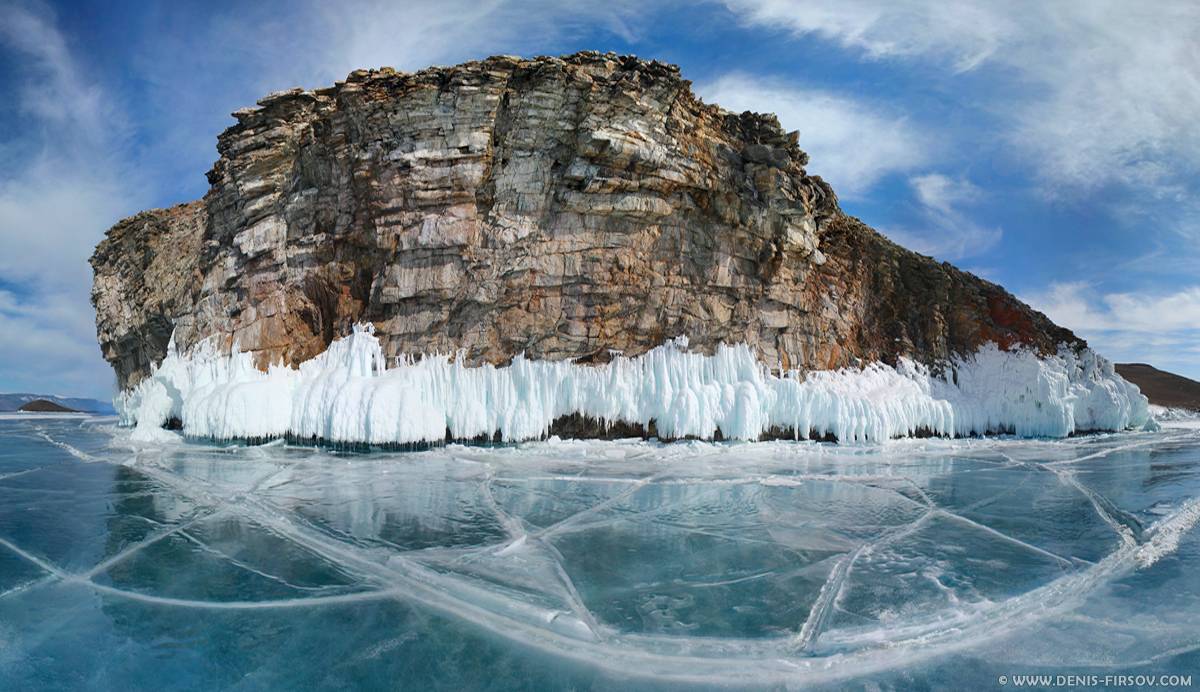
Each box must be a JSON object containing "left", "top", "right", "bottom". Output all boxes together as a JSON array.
[{"left": 1, "top": 0, "right": 1198, "bottom": 400}]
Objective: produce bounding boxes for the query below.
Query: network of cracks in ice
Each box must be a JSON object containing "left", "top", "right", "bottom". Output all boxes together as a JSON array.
[{"left": 1, "top": 416, "right": 1198, "bottom": 689}]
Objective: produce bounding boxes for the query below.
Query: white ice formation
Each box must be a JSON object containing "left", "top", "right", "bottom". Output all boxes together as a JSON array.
[{"left": 117, "top": 324, "right": 1151, "bottom": 444}]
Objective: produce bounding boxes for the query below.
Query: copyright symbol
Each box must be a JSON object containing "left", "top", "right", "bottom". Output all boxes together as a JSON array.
[{"left": 998, "top": 675, "right": 1008, "bottom": 685}]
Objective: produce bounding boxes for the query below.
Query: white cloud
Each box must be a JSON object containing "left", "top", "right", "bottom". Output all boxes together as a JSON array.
[
  {"left": 723, "top": 0, "right": 1016, "bottom": 72},
  {"left": 1029, "top": 282, "right": 1200, "bottom": 334},
  {"left": 1104, "top": 289, "right": 1200, "bottom": 334},
  {"left": 0, "top": 287, "right": 115, "bottom": 398},
  {"left": 910, "top": 173, "right": 979, "bottom": 216},
  {"left": 882, "top": 173, "right": 1001, "bottom": 261},
  {"left": 0, "top": 159, "right": 133, "bottom": 294},
  {"left": 723, "top": 0, "right": 1200, "bottom": 193},
  {"left": 698, "top": 74, "right": 928, "bottom": 195},
  {"left": 1026, "top": 282, "right": 1112, "bottom": 332},
  {"left": 1026, "top": 282, "right": 1200, "bottom": 378},
  {"left": 0, "top": 3, "right": 115, "bottom": 143},
  {"left": 0, "top": 3, "right": 146, "bottom": 398}
]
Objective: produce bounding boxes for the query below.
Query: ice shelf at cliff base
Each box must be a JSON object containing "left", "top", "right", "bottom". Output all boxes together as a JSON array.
[
  {"left": 118, "top": 324, "right": 1151, "bottom": 444},
  {"left": 92, "top": 52, "right": 1151, "bottom": 442}
]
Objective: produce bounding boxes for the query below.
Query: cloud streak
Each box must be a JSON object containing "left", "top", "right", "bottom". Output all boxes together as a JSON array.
[
  {"left": 723, "top": 0, "right": 1200, "bottom": 193},
  {"left": 1026, "top": 282, "right": 1200, "bottom": 378},
  {"left": 881, "top": 173, "right": 1001, "bottom": 261},
  {"left": 698, "top": 74, "right": 928, "bottom": 196},
  {"left": 723, "top": 0, "right": 1016, "bottom": 72},
  {"left": 0, "top": 2, "right": 148, "bottom": 399}
]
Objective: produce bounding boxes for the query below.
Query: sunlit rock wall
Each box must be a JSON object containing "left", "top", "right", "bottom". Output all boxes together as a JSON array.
[{"left": 92, "top": 52, "right": 1078, "bottom": 390}]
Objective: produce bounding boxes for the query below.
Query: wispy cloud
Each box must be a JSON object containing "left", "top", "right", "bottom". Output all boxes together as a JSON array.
[
  {"left": 1026, "top": 282, "right": 1200, "bottom": 378},
  {"left": 0, "top": 2, "right": 137, "bottom": 290},
  {"left": 881, "top": 173, "right": 1001, "bottom": 261},
  {"left": 910, "top": 174, "right": 979, "bottom": 216},
  {"left": 698, "top": 74, "right": 928, "bottom": 196},
  {"left": 723, "top": 0, "right": 1200, "bottom": 194},
  {"left": 0, "top": 289, "right": 110, "bottom": 397},
  {"left": 0, "top": 2, "right": 147, "bottom": 398},
  {"left": 723, "top": 0, "right": 1016, "bottom": 72},
  {"left": 0, "top": 3, "right": 114, "bottom": 142}
]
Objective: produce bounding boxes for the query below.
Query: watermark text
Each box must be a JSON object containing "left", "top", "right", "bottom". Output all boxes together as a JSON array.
[{"left": 998, "top": 674, "right": 1192, "bottom": 687}]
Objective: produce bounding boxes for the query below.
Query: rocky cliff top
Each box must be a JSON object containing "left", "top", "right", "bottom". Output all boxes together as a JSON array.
[{"left": 92, "top": 52, "right": 1079, "bottom": 389}]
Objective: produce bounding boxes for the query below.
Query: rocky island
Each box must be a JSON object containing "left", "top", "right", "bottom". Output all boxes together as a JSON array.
[
  {"left": 16, "top": 400, "right": 80, "bottom": 413},
  {"left": 91, "top": 52, "right": 1148, "bottom": 443}
]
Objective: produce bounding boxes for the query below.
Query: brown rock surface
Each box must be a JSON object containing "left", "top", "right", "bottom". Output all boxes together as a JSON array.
[
  {"left": 91, "top": 52, "right": 1079, "bottom": 390},
  {"left": 18, "top": 399, "right": 79, "bottom": 413},
  {"left": 1115, "top": 364, "right": 1200, "bottom": 411}
]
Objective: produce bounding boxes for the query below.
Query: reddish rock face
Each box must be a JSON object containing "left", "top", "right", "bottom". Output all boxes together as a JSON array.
[{"left": 90, "top": 52, "right": 1080, "bottom": 390}]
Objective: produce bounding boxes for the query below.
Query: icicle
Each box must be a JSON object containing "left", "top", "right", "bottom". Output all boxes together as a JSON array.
[{"left": 115, "top": 326, "right": 1152, "bottom": 445}]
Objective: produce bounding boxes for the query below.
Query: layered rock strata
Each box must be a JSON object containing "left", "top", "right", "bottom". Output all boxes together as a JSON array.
[{"left": 93, "top": 51, "right": 1078, "bottom": 395}]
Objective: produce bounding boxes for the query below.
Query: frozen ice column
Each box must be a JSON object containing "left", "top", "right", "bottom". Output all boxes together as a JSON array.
[{"left": 117, "top": 324, "right": 1152, "bottom": 444}]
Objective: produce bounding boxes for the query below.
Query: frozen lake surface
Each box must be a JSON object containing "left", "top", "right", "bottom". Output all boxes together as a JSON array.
[{"left": 1, "top": 416, "right": 1197, "bottom": 689}]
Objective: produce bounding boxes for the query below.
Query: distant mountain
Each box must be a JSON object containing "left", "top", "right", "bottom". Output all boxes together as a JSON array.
[
  {"left": 17, "top": 399, "right": 80, "bottom": 413},
  {"left": 1115, "top": 364, "right": 1200, "bottom": 411},
  {"left": 0, "top": 393, "right": 114, "bottom": 414}
]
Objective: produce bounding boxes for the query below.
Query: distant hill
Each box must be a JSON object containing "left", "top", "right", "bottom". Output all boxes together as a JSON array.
[
  {"left": 17, "top": 399, "right": 80, "bottom": 413},
  {"left": 1116, "top": 364, "right": 1200, "bottom": 411},
  {"left": 0, "top": 393, "right": 114, "bottom": 414}
]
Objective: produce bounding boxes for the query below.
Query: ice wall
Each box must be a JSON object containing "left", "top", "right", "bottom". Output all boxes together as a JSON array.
[{"left": 117, "top": 324, "right": 1151, "bottom": 444}]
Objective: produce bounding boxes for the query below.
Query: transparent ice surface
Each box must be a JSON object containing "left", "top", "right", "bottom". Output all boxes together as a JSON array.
[{"left": 0, "top": 417, "right": 1197, "bottom": 690}]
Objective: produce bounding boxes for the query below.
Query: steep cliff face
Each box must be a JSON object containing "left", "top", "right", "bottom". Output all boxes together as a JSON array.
[{"left": 92, "top": 52, "right": 1078, "bottom": 390}]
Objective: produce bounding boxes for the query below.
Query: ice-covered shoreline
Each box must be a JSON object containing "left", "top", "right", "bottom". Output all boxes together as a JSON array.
[{"left": 116, "top": 324, "right": 1152, "bottom": 444}]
